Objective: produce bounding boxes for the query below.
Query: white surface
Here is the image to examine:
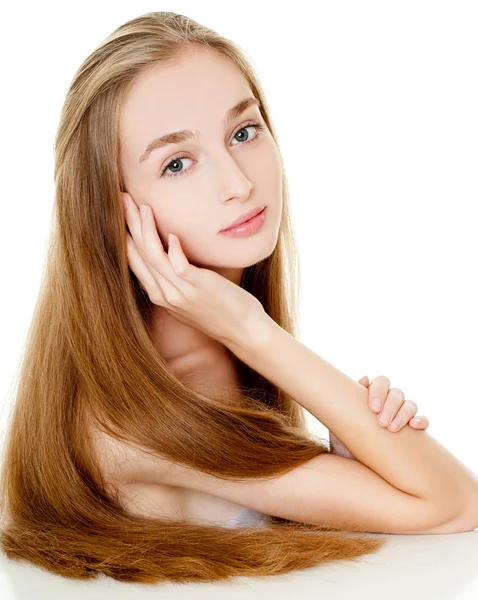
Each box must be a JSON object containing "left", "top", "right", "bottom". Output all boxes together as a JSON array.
[{"left": 0, "top": 532, "right": 477, "bottom": 599}]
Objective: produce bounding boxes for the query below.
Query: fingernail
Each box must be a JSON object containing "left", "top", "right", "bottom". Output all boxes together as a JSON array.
[
  {"left": 389, "top": 420, "right": 400, "bottom": 431},
  {"left": 140, "top": 205, "right": 148, "bottom": 220},
  {"left": 123, "top": 195, "right": 129, "bottom": 209},
  {"left": 379, "top": 413, "right": 390, "bottom": 426},
  {"left": 372, "top": 398, "right": 382, "bottom": 411}
]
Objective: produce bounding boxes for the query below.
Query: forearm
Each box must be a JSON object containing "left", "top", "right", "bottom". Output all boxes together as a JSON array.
[{"left": 230, "top": 314, "right": 478, "bottom": 510}]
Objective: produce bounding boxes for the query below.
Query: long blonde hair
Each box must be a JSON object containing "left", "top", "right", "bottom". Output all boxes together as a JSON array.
[{"left": 0, "top": 11, "right": 385, "bottom": 583}]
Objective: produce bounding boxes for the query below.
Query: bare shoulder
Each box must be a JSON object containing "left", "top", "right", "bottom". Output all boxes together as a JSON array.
[
  {"left": 85, "top": 346, "right": 235, "bottom": 485},
  {"left": 86, "top": 417, "right": 248, "bottom": 524},
  {"left": 86, "top": 420, "right": 173, "bottom": 486}
]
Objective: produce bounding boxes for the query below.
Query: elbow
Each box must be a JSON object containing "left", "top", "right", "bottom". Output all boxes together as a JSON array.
[
  {"left": 440, "top": 490, "right": 478, "bottom": 534},
  {"left": 441, "top": 514, "right": 477, "bottom": 534},
  {"left": 451, "top": 507, "right": 478, "bottom": 534}
]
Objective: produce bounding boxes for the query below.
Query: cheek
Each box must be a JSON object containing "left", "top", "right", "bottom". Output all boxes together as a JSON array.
[
  {"left": 148, "top": 205, "right": 180, "bottom": 247},
  {"left": 252, "top": 145, "right": 283, "bottom": 199},
  {"left": 152, "top": 204, "right": 215, "bottom": 260},
  {"left": 258, "top": 153, "right": 283, "bottom": 214},
  {"left": 254, "top": 139, "right": 281, "bottom": 174}
]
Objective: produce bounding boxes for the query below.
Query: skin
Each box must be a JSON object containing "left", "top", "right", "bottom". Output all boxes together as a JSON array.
[
  {"left": 328, "top": 375, "right": 429, "bottom": 459},
  {"left": 119, "top": 46, "right": 282, "bottom": 363},
  {"left": 359, "top": 374, "right": 429, "bottom": 432},
  {"left": 123, "top": 193, "right": 431, "bottom": 438},
  {"left": 119, "top": 48, "right": 430, "bottom": 433}
]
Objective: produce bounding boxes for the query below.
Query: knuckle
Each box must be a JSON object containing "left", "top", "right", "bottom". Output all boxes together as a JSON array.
[
  {"left": 149, "top": 291, "right": 165, "bottom": 306},
  {"left": 200, "top": 269, "right": 215, "bottom": 286},
  {"left": 378, "top": 410, "right": 392, "bottom": 426},
  {"left": 168, "top": 292, "right": 186, "bottom": 307},
  {"left": 377, "top": 375, "right": 391, "bottom": 387},
  {"left": 388, "top": 421, "right": 402, "bottom": 431},
  {"left": 175, "top": 263, "right": 191, "bottom": 278},
  {"left": 389, "top": 387, "right": 405, "bottom": 401},
  {"left": 181, "top": 284, "right": 198, "bottom": 301},
  {"left": 403, "top": 399, "right": 418, "bottom": 412}
]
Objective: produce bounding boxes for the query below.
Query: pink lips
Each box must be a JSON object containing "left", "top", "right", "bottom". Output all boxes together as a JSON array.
[
  {"left": 219, "top": 207, "right": 267, "bottom": 238},
  {"left": 220, "top": 206, "right": 265, "bottom": 232}
]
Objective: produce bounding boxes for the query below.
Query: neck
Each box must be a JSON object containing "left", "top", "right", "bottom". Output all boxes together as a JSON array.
[
  {"left": 147, "top": 304, "right": 225, "bottom": 363},
  {"left": 147, "top": 265, "right": 245, "bottom": 362}
]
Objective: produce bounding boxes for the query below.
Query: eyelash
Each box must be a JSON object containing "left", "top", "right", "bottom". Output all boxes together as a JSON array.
[{"left": 160, "top": 121, "right": 267, "bottom": 179}]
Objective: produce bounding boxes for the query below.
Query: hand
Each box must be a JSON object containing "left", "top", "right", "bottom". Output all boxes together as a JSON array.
[
  {"left": 328, "top": 375, "right": 430, "bottom": 460},
  {"left": 123, "top": 194, "right": 265, "bottom": 347},
  {"left": 359, "top": 374, "right": 429, "bottom": 433}
]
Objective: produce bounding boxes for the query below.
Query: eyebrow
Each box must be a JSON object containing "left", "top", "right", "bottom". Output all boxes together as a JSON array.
[{"left": 138, "top": 96, "right": 261, "bottom": 165}]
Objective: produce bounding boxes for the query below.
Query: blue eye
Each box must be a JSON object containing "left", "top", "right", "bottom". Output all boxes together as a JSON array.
[{"left": 160, "top": 121, "right": 267, "bottom": 179}]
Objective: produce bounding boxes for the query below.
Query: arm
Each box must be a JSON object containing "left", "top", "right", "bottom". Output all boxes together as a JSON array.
[{"left": 229, "top": 314, "right": 478, "bottom": 527}]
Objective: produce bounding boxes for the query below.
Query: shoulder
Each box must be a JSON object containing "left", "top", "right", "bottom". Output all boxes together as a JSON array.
[
  {"left": 86, "top": 342, "right": 246, "bottom": 492},
  {"left": 86, "top": 418, "right": 172, "bottom": 487}
]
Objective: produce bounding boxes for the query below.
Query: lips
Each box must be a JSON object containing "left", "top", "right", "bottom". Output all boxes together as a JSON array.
[{"left": 221, "top": 207, "right": 265, "bottom": 232}]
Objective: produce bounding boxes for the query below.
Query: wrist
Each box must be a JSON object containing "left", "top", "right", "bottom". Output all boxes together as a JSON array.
[{"left": 227, "top": 310, "right": 276, "bottom": 357}]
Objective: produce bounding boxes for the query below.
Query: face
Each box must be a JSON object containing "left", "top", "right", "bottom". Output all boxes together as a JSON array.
[{"left": 119, "top": 47, "right": 282, "bottom": 287}]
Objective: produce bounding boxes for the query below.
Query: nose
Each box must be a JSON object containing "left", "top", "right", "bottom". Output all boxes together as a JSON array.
[{"left": 214, "top": 152, "right": 255, "bottom": 202}]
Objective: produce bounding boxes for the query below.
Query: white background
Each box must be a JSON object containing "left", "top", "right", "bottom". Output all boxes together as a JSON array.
[{"left": 1, "top": 2, "right": 477, "bottom": 483}]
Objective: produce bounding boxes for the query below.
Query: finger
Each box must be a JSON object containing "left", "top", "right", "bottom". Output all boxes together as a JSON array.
[
  {"left": 368, "top": 375, "right": 391, "bottom": 413},
  {"left": 139, "top": 204, "right": 177, "bottom": 278},
  {"left": 168, "top": 233, "right": 190, "bottom": 277},
  {"left": 409, "top": 415, "right": 429, "bottom": 430},
  {"left": 141, "top": 206, "right": 202, "bottom": 307},
  {"left": 386, "top": 400, "right": 419, "bottom": 431},
  {"left": 377, "top": 388, "right": 407, "bottom": 427},
  {"left": 125, "top": 196, "right": 179, "bottom": 285},
  {"left": 164, "top": 228, "right": 200, "bottom": 285},
  {"left": 358, "top": 375, "right": 369, "bottom": 387},
  {"left": 130, "top": 229, "right": 188, "bottom": 306},
  {"left": 125, "top": 231, "right": 166, "bottom": 302},
  {"left": 124, "top": 194, "right": 152, "bottom": 265},
  {"left": 124, "top": 196, "right": 180, "bottom": 305}
]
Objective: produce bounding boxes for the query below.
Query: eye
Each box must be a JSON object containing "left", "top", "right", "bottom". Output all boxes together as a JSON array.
[{"left": 160, "top": 121, "right": 267, "bottom": 179}]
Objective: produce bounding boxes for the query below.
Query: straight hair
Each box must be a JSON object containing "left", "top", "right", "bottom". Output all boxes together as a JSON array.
[{"left": 0, "top": 11, "right": 385, "bottom": 583}]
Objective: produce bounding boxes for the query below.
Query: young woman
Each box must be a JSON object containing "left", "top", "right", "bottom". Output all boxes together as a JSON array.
[{"left": 1, "top": 10, "right": 476, "bottom": 585}]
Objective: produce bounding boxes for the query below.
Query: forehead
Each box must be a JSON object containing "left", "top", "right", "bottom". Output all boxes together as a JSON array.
[{"left": 119, "top": 49, "right": 254, "bottom": 166}]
